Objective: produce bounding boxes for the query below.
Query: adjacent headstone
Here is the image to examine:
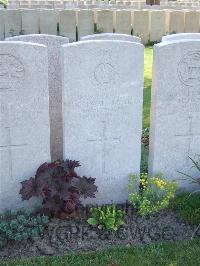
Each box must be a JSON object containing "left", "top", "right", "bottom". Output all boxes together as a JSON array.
[
  {"left": 59, "top": 9, "right": 77, "bottom": 42},
  {"left": 133, "top": 10, "right": 149, "bottom": 44},
  {"left": 21, "top": 9, "right": 40, "bottom": 35},
  {"left": 4, "top": 10, "right": 22, "bottom": 38},
  {"left": 115, "top": 10, "right": 132, "bottom": 35},
  {"left": 185, "top": 11, "right": 200, "bottom": 33},
  {"left": 0, "top": 10, "right": 4, "bottom": 41},
  {"left": 162, "top": 33, "right": 200, "bottom": 42},
  {"left": 96, "top": 10, "right": 113, "bottom": 33},
  {"left": 62, "top": 40, "right": 144, "bottom": 204},
  {"left": 6, "top": 34, "right": 69, "bottom": 161},
  {"left": 39, "top": 10, "right": 59, "bottom": 35},
  {"left": 0, "top": 41, "right": 50, "bottom": 211},
  {"left": 149, "top": 40, "right": 200, "bottom": 191},
  {"left": 77, "top": 9, "right": 94, "bottom": 40},
  {"left": 150, "top": 10, "right": 166, "bottom": 42},
  {"left": 81, "top": 33, "right": 141, "bottom": 43},
  {"left": 168, "top": 10, "right": 185, "bottom": 34}
]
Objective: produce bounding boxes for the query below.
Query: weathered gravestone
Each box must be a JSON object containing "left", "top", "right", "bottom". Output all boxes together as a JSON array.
[
  {"left": 149, "top": 40, "right": 200, "bottom": 191},
  {"left": 81, "top": 33, "right": 141, "bottom": 43},
  {"left": 0, "top": 42, "right": 50, "bottom": 211},
  {"left": 62, "top": 40, "right": 144, "bottom": 204},
  {"left": 162, "top": 33, "right": 200, "bottom": 42},
  {"left": 6, "top": 34, "right": 69, "bottom": 161}
]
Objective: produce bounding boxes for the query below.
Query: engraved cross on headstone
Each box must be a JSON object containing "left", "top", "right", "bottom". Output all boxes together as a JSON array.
[
  {"left": 0, "top": 87, "right": 27, "bottom": 180},
  {"left": 175, "top": 115, "right": 200, "bottom": 166},
  {"left": 88, "top": 121, "right": 121, "bottom": 174}
]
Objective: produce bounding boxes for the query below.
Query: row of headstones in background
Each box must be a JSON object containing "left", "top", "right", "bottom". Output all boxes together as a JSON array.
[
  {"left": 1, "top": 9, "right": 200, "bottom": 44},
  {"left": 6, "top": 0, "right": 148, "bottom": 8},
  {"left": 1, "top": 33, "right": 200, "bottom": 211},
  {"left": 0, "top": 33, "right": 143, "bottom": 211}
]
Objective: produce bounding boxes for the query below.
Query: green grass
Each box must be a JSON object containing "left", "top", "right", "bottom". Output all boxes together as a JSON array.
[
  {"left": 143, "top": 46, "right": 153, "bottom": 129},
  {"left": 171, "top": 192, "right": 200, "bottom": 225},
  {"left": 2, "top": 239, "right": 200, "bottom": 266},
  {"left": 140, "top": 46, "right": 153, "bottom": 172}
]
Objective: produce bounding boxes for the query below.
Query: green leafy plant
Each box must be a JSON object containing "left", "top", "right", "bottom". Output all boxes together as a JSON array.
[
  {"left": 171, "top": 192, "right": 200, "bottom": 226},
  {"left": 178, "top": 156, "right": 200, "bottom": 194},
  {"left": 94, "top": 23, "right": 104, "bottom": 34},
  {"left": 0, "top": 210, "right": 49, "bottom": 249},
  {"left": 20, "top": 159, "right": 98, "bottom": 218},
  {"left": 128, "top": 173, "right": 178, "bottom": 216},
  {"left": 0, "top": 0, "right": 8, "bottom": 8},
  {"left": 141, "top": 128, "right": 149, "bottom": 173},
  {"left": 87, "top": 205, "right": 126, "bottom": 231}
]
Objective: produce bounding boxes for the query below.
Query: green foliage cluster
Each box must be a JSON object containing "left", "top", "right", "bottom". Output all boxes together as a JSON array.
[
  {"left": 141, "top": 128, "right": 149, "bottom": 173},
  {"left": 0, "top": 210, "right": 49, "bottom": 249},
  {"left": 178, "top": 156, "right": 200, "bottom": 194},
  {"left": 171, "top": 192, "right": 200, "bottom": 225},
  {"left": 128, "top": 173, "right": 178, "bottom": 216},
  {"left": 87, "top": 205, "right": 125, "bottom": 231},
  {"left": 0, "top": 0, "right": 8, "bottom": 8}
]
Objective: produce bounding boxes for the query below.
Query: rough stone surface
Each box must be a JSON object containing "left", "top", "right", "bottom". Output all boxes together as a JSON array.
[
  {"left": 149, "top": 40, "right": 200, "bottom": 192},
  {"left": 62, "top": 40, "right": 144, "bottom": 204},
  {"left": 162, "top": 33, "right": 200, "bottom": 42},
  {"left": 6, "top": 34, "right": 69, "bottom": 161},
  {"left": 0, "top": 41, "right": 50, "bottom": 211},
  {"left": 81, "top": 33, "right": 141, "bottom": 43}
]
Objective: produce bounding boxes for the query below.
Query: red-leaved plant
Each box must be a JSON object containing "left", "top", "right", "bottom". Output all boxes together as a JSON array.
[{"left": 19, "top": 160, "right": 98, "bottom": 218}]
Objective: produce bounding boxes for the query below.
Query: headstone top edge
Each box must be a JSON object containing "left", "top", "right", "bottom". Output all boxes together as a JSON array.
[
  {"left": 6, "top": 34, "right": 69, "bottom": 42},
  {"left": 62, "top": 40, "right": 144, "bottom": 49},
  {"left": 0, "top": 41, "right": 47, "bottom": 49},
  {"left": 155, "top": 39, "right": 200, "bottom": 49}
]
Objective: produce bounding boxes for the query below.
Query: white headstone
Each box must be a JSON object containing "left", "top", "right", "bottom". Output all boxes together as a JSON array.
[
  {"left": 6, "top": 34, "right": 69, "bottom": 161},
  {"left": 62, "top": 40, "right": 144, "bottom": 204},
  {"left": 133, "top": 10, "right": 149, "bottom": 44},
  {"left": 149, "top": 40, "right": 200, "bottom": 192},
  {"left": 77, "top": 9, "right": 94, "bottom": 40},
  {"left": 4, "top": 10, "right": 21, "bottom": 38},
  {"left": 168, "top": 10, "right": 185, "bottom": 35},
  {"left": 150, "top": 10, "right": 166, "bottom": 43},
  {"left": 96, "top": 10, "right": 113, "bottom": 33},
  {"left": 21, "top": 9, "right": 40, "bottom": 35},
  {"left": 115, "top": 10, "right": 132, "bottom": 35},
  {"left": 0, "top": 10, "right": 4, "bottom": 41},
  {"left": 0, "top": 42, "right": 50, "bottom": 211},
  {"left": 162, "top": 33, "right": 200, "bottom": 42},
  {"left": 185, "top": 11, "right": 200, "bottom": 33},
  {"left": 81, "top": 33, "right": 141, "bottom": 43},
  {"left": 59, "top": 9, "right": 77, "bottom": 42},
  {"left": 39, "top": 10, "right": 59, "bottom": 35}
]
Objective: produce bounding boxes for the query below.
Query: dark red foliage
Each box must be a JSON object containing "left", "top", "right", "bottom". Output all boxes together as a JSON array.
[{"left": 19, "top": 159, "right": 98, "bottom": 217}]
